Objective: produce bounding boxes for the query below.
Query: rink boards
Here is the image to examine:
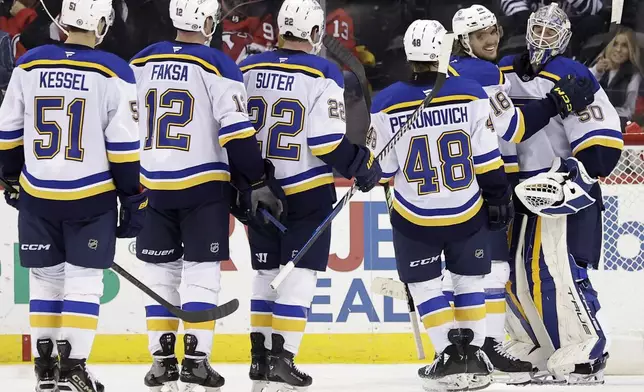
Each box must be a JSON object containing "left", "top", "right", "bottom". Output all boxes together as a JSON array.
[{"left": 0, "top": 182, "right": 643, "bottom": 375}]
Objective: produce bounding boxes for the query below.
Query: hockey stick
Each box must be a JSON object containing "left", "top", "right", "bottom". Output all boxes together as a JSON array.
[
  {"left": 0, "top": 177, "right": 240, "bottom": 323},
  {"left": 583, "top": 0, "right": 624, "bottom": 66},
  {"left": 270, "top": 33, "right": 456, "bottom": 290},
  {"left": 321, "top": 40, "right": 426, "bottom": 359}
]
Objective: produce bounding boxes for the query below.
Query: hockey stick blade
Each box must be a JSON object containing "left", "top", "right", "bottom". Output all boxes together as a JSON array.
[
  {"left": 111, "top": 263, "right": 239, "bottom": 323},
  {"left": 270, "top": 34, "right": 455, "bottom": 290},
  {"left": 371, "top": 277, "right": 407, "bottom": 301}
]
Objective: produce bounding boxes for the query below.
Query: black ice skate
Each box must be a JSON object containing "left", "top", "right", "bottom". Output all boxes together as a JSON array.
[
  {"left": 568, "top": 353, "right": 609, "bottom": 385},
  {"left": 417, "top": 330, "right": 469, "bottom": 391},
  {"left": 249, "top": 332, "right": 270, "bottom": 392},
  {"left": 34, "top": 338, "right": 59, "bottom": 392},
  {"left": 481, "top": 337, "right": 533, "bottom": 385},
  {"left": 56, "top": 340, "right": 104, "bottom": 392},
  {"left": 267, "top": 333, "right": 312, "bottom": 391},
  {"left": 463, "top": 332, "right": 494, "bottom": 391},
  {"left": 179, "top": 334, "right": 225, "bottom": 392},
  {"left": 144, "top": 333, "right": 180, "bottom": 392}
]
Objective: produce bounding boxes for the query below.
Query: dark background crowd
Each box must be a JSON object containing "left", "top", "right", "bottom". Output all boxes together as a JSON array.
[{"left": 1, "top": 0, "right": 643, "bottom": 138}]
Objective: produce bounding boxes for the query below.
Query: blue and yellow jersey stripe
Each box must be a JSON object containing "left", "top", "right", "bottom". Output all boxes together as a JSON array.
[
  {"left": 250, "top": 300, "right": 274, "bottom": 328},
  {"left": 392, "top": 190, "right": 484, "bottom": 227},
  {"left": 240, "top": 62, "right": 324, "bottom": 79},
  {"left": 106, "top": 141, "right": 140, "bottom": 163},
  {"left": 381, "top": 95, "right": 479, "bottom": 115},
  {"left": 272, "top": 303, "right": 308, "bottom": 333},
  {"left": 20, "top": 168, "right": 115, "bottom": 201},
  {"left": 279, "top": 165, "right": 334, "bottom": 196},
  {"left": 308, "top": 134, "right": 343, "bottom": 156},
  {"left": 29, "top": 299, "right": 63, "bottom": 329},
  {"left": 140, "top": 162, "right": 230, "bottom": 191},
  {"left": 219, "top": 121, "right": 257, "bottom": 146},
  {"left": 570, "top": 129, "right": 624, "bottom": 155},
  {"left": 145, "top": 305, "right": 180, "bottom": 332},
  {"left": 130, "top": 53, "right": 222, "bottom": 76},
  {"left": 473, "top": 150, "right": 504, "bottom": 175},
  {"left": 0, "top": 129, "right": 24, "bottom": 150},
  {"left": 502, "top": 155, "right": 519, "bottom": 174},
  {"left": 502, "top": 108, "right": 526, "bottom": 143},
  {"left": 453, "top": 292, "right": 486, "bottom": 322},
  {"left": 416, "top": 296, "right": 453, "bottom": 329},
  {"left": 61, "top": 300, "right": 100, "bottom": 330}
]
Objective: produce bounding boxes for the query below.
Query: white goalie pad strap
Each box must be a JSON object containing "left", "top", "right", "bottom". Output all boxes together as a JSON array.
[{"left": 515, "top": 158, "right": 597, "bottom": 218}]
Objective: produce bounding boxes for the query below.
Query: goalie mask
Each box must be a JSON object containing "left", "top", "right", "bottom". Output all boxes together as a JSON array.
[
  {"left": 526, "top": 3, "right": 572, "bottom": 69},
  {"left": 60, "top": 0, "right": 115, "bottom": 43}
]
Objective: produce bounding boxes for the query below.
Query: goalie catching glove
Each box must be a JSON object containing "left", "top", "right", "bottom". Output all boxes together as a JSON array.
[{"left": 515, "top": 157, "right": 597, "bottom": 218}]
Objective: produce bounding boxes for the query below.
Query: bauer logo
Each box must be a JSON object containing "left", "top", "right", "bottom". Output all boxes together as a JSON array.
[{"left": 141, "top": 249, "right": 175, "bottom": 256}]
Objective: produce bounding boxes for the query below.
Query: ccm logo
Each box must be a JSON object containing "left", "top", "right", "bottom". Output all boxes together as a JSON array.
[
  {"left": 409, "top": 255, "right": 440, "bottom": 267},
  {"left": 21, "top": 244, "right": 51, "bottom": 251},
  {"left": 141, "top": 249, "right": 175, "bottom": 256}
]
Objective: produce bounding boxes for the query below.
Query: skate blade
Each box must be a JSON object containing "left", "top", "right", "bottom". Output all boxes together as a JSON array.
[
  {"left": 251, "top": 380, "right": 268, "bottom": 392},
  {"left": 505, "top": 372, "right": 533, "bottom": 385},
  {"left": 567, "top": 369, "right": 605, "bottom": 386},
  {"left": 181, "top": 383, "right": 221, "bottom": 392},
  {"left": 468, "top": 374, "right": 492, "bottom": 390},
  {"left": 149, "top": 381, "right": 179, "bottom": 392},
  {"left": 422, "top": 374, "right": 468, "bottom": 392},
  {"left": 262, "top": 382, "right": 309, "bottom": 392},
  {"left": 36, "top": 380, "right": 58, "bottom": 392},
  {"left": 530, "top": 371, "right": 567, "bottom": 385}
]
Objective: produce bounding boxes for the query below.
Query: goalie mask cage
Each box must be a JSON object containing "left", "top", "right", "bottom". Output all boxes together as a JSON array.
[{"left": 597, "top": 133, "right": 644, "bottom": 375}]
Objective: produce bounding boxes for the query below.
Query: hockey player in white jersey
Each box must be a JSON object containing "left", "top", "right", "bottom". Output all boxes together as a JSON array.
[
  {"left": 130, "top": 1, "right": 286, "bottom": 391},
  {"left": 369, "top": 19, "right": 512, "bottom": 391},
  {"left": 239, "top": 0, "right": 382, "bottom": 390},
  {"left": 447, "top": 4, "right": 596, "bottom": 384},
  {"left": 0, "top": 1, "right": 145, "bottom": 391},
  {"left": 498, "top": 3, "right": 623, "bottom": 384}
]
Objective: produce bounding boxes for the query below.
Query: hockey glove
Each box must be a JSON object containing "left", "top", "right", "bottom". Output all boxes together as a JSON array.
[
  {"left": 250, "top": 160, "right": 287, "bottom": 223},
  {"left": 546, "top": 75, "right": 595, "bottom": 119},
  {"left": 1, "top": 176, "right": 19, "bottom": 210},
  {"left": 347, "top": 145, "right": 382, "bottom": 192},
  {"left": 486, "top": 187, "right": 514, "bottom": 231},
  {"left": 512, "top": 51, "right": 537, "bottom": 81},
  {"left": 116, "top": 191, "right": 148, "bottom": 238}
]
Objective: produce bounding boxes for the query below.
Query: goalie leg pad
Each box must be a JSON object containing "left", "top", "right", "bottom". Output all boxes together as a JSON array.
[
  {"left": 251, "top": 269, "right": 279, "bottom": 350},
  {"left": 143, "top": 260, "right": 182, "bottom": 355},
  {"left": 273, "top": 267, "right": 317, "bottom": 355},
  {"left": 408, "top": 277, "right": 454, "bottom": 354},
  {"left": 182, "top": 260, "right": 221, "bottom": 356},
  {"left": 29, "top": 265, "right": 65, "bottom": 359}
]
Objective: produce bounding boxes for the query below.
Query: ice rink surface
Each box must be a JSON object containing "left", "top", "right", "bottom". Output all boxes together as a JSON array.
[{"left": 2, "top": 364, "right": 644, "bottom": 392}]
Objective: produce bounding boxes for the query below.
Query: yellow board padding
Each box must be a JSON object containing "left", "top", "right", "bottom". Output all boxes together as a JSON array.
[{"left": 0, "top": 333, "right": 437, "bottom": 364}]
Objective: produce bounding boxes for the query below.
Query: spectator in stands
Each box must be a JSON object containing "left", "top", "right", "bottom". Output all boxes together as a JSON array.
[
  {"left": 0, "top": 0, "right": 37, "bottom": 59},
  {"left": 499, "top": 0, "right": 605, "bottom": 56},
  {"left": 0, "top": 29, "right": 12, "bottom": 105},
  {"left": 590, "top": 27, "right": 643, "bottom": 129}
]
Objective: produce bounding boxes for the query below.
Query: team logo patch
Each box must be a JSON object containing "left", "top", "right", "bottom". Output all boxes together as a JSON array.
[
  {"left": 474, "top": 249, "right": 484, "bottom": 259},
  {"left": 88, "top": 239, "right": 99, "bottom": 250},
  {"left": 210, "top": 242, "right": 219, "bottom": 254},
  {"left": 129, "top": 241, "right": 137, "bottom": 255}
]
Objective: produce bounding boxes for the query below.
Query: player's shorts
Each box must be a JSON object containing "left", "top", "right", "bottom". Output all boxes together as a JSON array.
[
  {"left": 393, "top": 225, "right": 492, "bottom": 284},
  {"left": 248, "top": 204, "right": 333, "bottom": 272},
  {"left": 18, "top": 208, "right": 117, "bottom": 269},
  {"left": 136, "top": 200, "right": 229, "bottom": 263},
  {"left": 490, "top": 227, "right": 511, "bottom": 262}
]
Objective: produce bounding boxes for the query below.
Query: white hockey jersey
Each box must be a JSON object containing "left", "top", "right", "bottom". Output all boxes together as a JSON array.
[
  {"left": 239, "top": 50, "right": 346, "bottom": 200},
  {"left": 0, "top": 44, "right": 140, "bottom": 219},
  {"left": 498, "top": 55, "right": 623, "bottom": 180},
  {"left": 449, "top": 56, "right": 520, "bottom": 175},
  {"left": 130, "top": 41, "right": 256, "bottom": 208},
  {"left": 369, "top": 76, "right": 507, "bottom": 239}
]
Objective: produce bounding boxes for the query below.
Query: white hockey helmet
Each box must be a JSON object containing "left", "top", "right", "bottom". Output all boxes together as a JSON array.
[
  {"left": 170, "top": 0, "right": 221, "bottom": 38},
  {"left": 526, "top": 3, "right": 572, "bottom": 67},
  {"left": 452, "top": 4, "right": 498, "bottom": 57},
  {"left": 404, "top": 19, "right": 447, "bottom": 62},
  {"left": 60, "top": 0, "right": 114, "bottom": 41},
  {"left": 278, "top": 0, "right": 325, "bottom": 54}
]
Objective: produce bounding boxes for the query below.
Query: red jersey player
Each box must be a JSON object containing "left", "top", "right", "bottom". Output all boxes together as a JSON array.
[{"left": 221, "top": 0, "right": 277, "bottom": 63}]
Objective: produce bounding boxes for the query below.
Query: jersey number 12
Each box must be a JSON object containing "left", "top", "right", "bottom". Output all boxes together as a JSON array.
[{"left": 144, "top": 88, "right": 194, "bottom": 151}]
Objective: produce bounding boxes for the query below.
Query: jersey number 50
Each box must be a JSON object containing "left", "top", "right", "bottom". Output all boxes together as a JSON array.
[
  {"left": 33, "top": 97, "right": 86, "bottom": 161},
  {"left": 404, "top": 130, "right": 474, "bottom": 194},
  {"left": 144, "top": 88, "right": 194, "bottom": 151}
]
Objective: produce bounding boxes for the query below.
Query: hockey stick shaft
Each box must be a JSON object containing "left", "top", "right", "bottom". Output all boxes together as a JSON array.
[
  {"left": 1, "top": 177, "right": 239, "bottom": 322},
  {"left": 270, "top": 34, "right": 455, "bottom": 290},
  {"left": 382, "top": 183, "right": 425, "bottom": 360},
  {"left": 584, "top": 0, "right": 624, "bottom": 66}
]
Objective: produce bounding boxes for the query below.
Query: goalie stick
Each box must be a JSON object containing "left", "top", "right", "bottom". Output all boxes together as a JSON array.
[
  {"left": 583, "top": 0, "right": 624, "bottom": 66},
  {"left": 270, "top": 33, "right": 456, "bottom": 290},
  {"left": 0, "top": 177, "right": 239, "bottom": 323},
  {"left": 322, "top": 37, "right": 425, "bottom": 359}
]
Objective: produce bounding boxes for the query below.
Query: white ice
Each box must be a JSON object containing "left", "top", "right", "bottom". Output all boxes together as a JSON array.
[{"left": 2, "top": 364, "right": 644, "bottom": 391}]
